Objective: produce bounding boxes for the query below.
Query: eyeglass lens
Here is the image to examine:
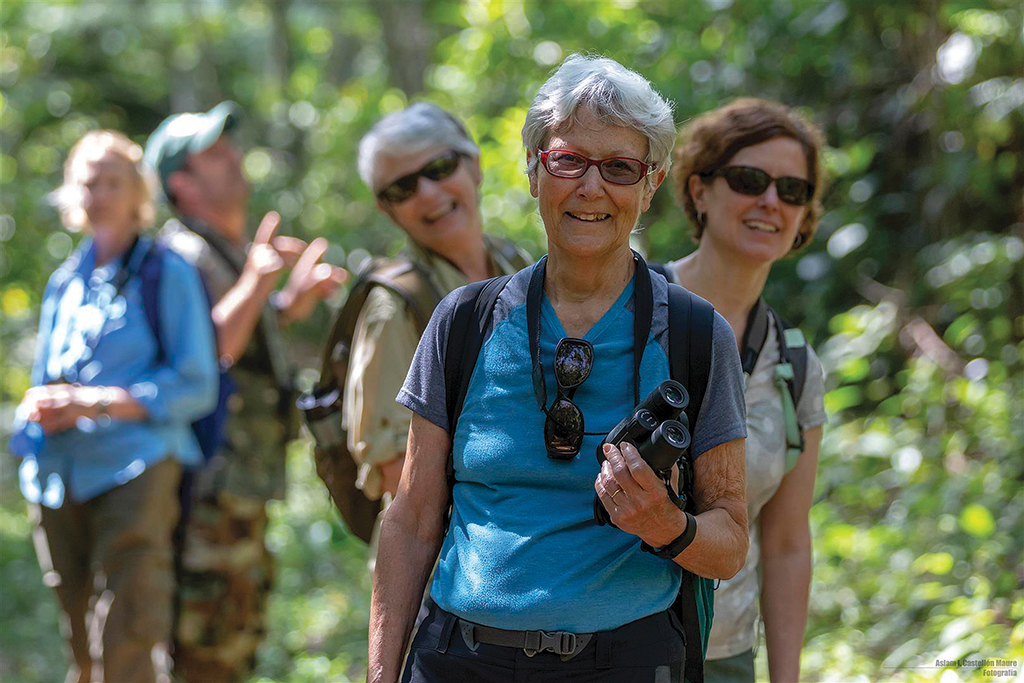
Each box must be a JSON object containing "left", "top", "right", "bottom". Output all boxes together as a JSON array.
[
  {"left": 544, "top": 150, "right": 646, "bottom": 186},
  {"left": 378, "top": 151, "right": 461, "bottom": 203},
  {"left": 719, "top": 166, "right": 813, "bottom": 206},
  {"left": 544, "top": 397, "right": 584, "bottom": 457},
  {"left": 554, "top": 338, "right": 594, "bottom": 390}
]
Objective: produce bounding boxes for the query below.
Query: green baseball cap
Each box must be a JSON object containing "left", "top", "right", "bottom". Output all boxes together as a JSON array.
[{"left": 144, "top": 101, "right": 243, "bottom": 197}]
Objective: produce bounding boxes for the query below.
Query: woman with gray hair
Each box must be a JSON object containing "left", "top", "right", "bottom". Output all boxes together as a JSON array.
[
  {"left": 312, "top": 103, "right": 528, "bottom": 546},
  {"left": 369, "top": 55, "right": 748, "bottom": 683}
]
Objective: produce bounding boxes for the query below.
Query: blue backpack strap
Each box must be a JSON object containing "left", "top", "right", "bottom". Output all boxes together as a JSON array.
[
  {"left": 138, "top": 242, "right": 234, "bottom": 464},
  {"left": 666, "top": 283, "right": 716, "bottom": 683},
  {"left": 441, "top": 274, "right": 513, "bottom": 529},
  {"left": 138, "top": 241, "right": 167, "bottom": 361}
]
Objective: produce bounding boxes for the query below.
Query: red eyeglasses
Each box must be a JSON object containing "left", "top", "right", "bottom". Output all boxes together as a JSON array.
[{"left": 539, "top": 149, "right": 655, "bottom": 186}]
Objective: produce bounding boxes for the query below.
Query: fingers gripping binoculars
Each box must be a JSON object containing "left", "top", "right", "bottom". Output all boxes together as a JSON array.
[{"left": 594, "top": 380, "right": 693, "bottom": 526}]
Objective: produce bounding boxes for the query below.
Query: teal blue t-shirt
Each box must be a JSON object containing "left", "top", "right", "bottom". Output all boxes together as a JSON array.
[{"left": 397, "top": 261, "right": 745, "bottom": 632}]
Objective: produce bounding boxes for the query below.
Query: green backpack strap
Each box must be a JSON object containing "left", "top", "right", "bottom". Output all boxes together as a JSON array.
[
  {"left": 739, "top": 298, "right": 810, "bottom": 474},
  {"left": 768, "top": 308, "right": 809, "bottom": 474}
]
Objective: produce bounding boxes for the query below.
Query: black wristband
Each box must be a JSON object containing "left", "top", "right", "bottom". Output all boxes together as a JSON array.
[{"left": 641, "top": 511, "right": 697, "bottom": 559}]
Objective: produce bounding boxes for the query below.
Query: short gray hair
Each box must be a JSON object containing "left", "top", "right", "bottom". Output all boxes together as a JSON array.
[
  {"left": 358, "top": 103, "right": 480, "bottom": 193},
  {"left": 522, "top": 54, "right": 675, "bottom": 182}
]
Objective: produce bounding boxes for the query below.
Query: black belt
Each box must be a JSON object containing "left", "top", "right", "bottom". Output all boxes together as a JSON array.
[{"left": 457, "top": 618, "right": 594, "bottom": 660}]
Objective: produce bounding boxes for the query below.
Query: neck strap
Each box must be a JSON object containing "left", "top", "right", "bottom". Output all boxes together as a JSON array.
[{"left": 527, "top": 250, "right": 653, "bottom": 411}]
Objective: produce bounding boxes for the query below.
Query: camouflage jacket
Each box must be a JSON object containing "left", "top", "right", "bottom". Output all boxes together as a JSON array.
[{"left": 160, "top": 217, "right": 294, "bottom": 501}]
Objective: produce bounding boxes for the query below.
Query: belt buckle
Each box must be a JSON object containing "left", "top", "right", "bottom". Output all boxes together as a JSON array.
[{"left": 523, "top": 630, "right": 578, "bottom": 657}]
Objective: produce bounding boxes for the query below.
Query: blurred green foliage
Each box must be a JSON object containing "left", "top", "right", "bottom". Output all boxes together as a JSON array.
[{"left": 1, "top": 0, "right": 1021, "bottom": 681}]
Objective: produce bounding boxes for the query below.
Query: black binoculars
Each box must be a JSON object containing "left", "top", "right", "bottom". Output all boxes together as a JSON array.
[{"left": 594, "top": 380, "right": 692, "bottom": 526}]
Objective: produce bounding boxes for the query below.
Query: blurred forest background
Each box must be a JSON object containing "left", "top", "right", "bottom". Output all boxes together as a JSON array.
[{"left": 1, "top": 0, "right": 1021, "bottom": 681}]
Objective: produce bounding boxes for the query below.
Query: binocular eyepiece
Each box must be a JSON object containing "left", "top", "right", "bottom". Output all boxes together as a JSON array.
[{"left": 594, "top": 380, "right": 692, "bottom": 526}]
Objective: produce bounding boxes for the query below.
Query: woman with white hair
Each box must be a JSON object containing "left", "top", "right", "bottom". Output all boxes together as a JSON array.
[
  {"left": 316, "top": 103, "right": 529, "bottom": 543},
  {"left": 10, "top": 130, "right": 218, "bottom": 683},
  {"left": 369, "top": 55, "right": 749, "bottom": 683}
]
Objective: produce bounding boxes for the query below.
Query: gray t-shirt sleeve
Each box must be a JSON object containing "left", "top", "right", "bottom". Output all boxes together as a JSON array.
[
  {"left": 797, "top": 344, "right": 828, "bottom": 430},
  {"left": 395, "top": 287, "right": 462, "bottom": 433},
  {"left": 691, "top": 312, "right": 747, "bottom": 458}
]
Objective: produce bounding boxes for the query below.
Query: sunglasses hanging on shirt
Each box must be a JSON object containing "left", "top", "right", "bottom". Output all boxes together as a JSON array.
[{"left": 526, "top": 254, "right": 655, "bottom": 461}]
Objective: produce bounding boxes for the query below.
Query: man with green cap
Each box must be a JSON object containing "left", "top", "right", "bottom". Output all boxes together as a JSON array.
[{"left": 145, "top": 102, "right": 345, "bottom": 682}]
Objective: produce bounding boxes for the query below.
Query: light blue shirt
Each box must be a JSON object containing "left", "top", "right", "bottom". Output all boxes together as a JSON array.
[
  {"left": 398, "top": 263, "right": 746, "bottom": 632},
  {"left": 11, "top": 236, "right": 218, "bottom": 507}
]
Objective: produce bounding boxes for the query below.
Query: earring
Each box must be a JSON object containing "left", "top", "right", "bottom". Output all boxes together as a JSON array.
[
  {"left": 792, "top": 232, "right": 805, "bottom": 249},
  {"left": 696, "top": 211, "right": 706, "bottom": 228}
]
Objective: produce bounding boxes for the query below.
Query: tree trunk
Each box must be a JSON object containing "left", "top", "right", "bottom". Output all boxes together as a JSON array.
[{"left": 373, "top": 0, "right": 429, "bottom": 96}]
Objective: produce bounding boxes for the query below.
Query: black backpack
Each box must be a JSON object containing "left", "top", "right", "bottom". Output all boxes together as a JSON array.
[{"left": 439, "top": 261, "right": 718, "bottom": 683}]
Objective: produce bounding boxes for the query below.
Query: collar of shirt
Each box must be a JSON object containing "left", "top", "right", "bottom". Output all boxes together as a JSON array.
[{"left": 405, "top": 234, "right": 511, "bottom": 296}]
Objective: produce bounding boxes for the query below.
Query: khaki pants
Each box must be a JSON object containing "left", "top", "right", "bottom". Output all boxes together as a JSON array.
[{"left": 32, "top": 458, "right": 182, "bottom": 683}]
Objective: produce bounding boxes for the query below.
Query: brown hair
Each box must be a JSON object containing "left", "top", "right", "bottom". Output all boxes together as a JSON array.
[
  {"left": 672, "top": 98, "right": 826, "bottom": 251},
  {"left": 51, "top": 130, "right": 156, "bottom": 232}
]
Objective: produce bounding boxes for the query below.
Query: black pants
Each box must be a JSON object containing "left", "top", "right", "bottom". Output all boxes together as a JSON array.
[{"left": 401, "top": 602, "right": 686, "bottom": 683}]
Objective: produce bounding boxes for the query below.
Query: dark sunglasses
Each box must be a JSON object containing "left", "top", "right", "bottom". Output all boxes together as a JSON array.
[
  {"left": 376, "top": 151, "right": 463, "bottom": 204},
  {"left": 539, "top": 149, "right": 655, "bottom": 186},
  {"left": 543, "top": 337, "right": 596, "bottom": 460},
  {"left": 702, "top": 166, "right": 814, "bottom": 206}
]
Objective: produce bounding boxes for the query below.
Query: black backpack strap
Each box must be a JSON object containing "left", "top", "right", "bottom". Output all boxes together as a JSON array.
[
  {"left": 666, "top": 283, "right": 716, "bottom": 683},
  {"left": 667, "top": 284, "right": 716, "bottom": 435},
  {"left": 441, "top": 274, "right": 513, "bottom": 533},
  {"left": 739, "top": 298, "right": 770, "bottom": 377},
  {"left": 444, "top": 274, "right": 514, "bottom": 435},
  {"left": 137, "top": 241, "right": 166, "bottom": 360}
]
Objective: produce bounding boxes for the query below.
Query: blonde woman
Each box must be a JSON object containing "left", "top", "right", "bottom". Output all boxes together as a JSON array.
[{"left": 11, "top": 130, "right": 218, "bottom": 683}]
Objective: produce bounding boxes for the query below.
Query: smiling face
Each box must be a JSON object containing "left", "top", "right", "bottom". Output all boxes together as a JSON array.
[
  {"left": 78, "top": 149, "right": 144, "bottom": 239},
  {"left": 690, "top": 136, "right": 810, "bottom": 265},
  {"left": 530, "top": 107, "right": 663, "bottom": 262},
  {"left": 375, "top": 145, "right": 483, "bottom": 257}
]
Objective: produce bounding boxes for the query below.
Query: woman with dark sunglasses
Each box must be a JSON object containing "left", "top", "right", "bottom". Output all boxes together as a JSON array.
[
  {"left": 340, "top": 103, "right": 530, "bottom": 517},
  {"left": 370, "top": 55, "right": 749, "bottom": 683},
  {"left": 662, "top": 98, "right": 829, "bottom": 683}
]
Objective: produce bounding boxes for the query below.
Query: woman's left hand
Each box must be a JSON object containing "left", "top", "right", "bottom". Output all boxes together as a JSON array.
[{"left": 594, "top": 441, "right": 687, "bottom": 547}]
